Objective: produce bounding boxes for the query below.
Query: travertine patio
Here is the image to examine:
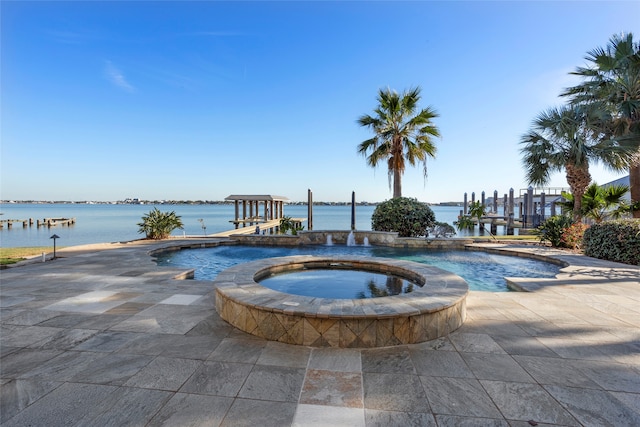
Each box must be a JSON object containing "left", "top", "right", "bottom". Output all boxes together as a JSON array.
[{"left": 1, "top": 239, "right": 639, "bottom": 426}]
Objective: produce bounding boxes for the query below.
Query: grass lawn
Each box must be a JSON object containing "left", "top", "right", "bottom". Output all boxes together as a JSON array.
[{"left": 0, "top": 247, "right": 55, "bottom": 265}]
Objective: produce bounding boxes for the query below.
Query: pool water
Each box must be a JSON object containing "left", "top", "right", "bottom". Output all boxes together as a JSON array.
[
  {"left": 155, "top": 245, "right": 561, "bottom": 292},
  {"left": 157, "top": 245, "right": 560, "bottom": 292},
  {"left": 259, "top": 268, "right": 418, "bottom": 299}
]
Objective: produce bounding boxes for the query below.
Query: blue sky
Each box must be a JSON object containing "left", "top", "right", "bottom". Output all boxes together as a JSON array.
[{"left": 2, "top": 1, "right": 639, "bottom": 203}]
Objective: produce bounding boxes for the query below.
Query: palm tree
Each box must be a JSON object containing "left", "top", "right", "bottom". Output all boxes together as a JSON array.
[
  {"left": 137, "top": 208, "right": 184, "bottom": 240},
  {"left": 559, "top": 183, "right": 630, "bottom": 223},
  {"left": 357, "top": 87, "right": 440, "bottom": 198},
  {"left": 520, "top": 105, "right": 631, "bottom": 221},
  {"left": 562, "top": 33, "right": 640, "bottom": 217}
]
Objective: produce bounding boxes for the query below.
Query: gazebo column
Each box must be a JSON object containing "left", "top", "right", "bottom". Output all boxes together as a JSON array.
[
  {"left": 242, "top": 201, "right": 247, "bottom": 227},
  {"left": 234, "top": 200, "right": 239, "bottom": 229}
]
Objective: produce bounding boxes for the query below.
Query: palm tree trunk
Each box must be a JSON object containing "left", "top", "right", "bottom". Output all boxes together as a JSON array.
[
  {"left": 393, "top": 168, "right": 402, "bottom": 198},
  {"left": 630, "top": 161, "right": 640, "bottom": 218},
  {"left": 566, "top": 163, "right": 591, "bottom": 222}
]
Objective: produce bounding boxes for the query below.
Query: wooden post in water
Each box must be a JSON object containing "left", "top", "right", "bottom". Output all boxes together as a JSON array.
[
  {"left": 479, "top": 191, "right": 485, "bottom": 234},
  {"left": 503, "top": 194, "right": 508, "bottom": 217},
  {"left": 471, "top": 192, "right": 476, "bottom": 228},
  {"left": 463, "top": 193, "right": 468, "bottom": 215},
  {"left": 351, "top": 191, "right": 356, "bottom": 231},
  {"left": 526, "top": 186, "right": 534, "bottom": 228},
  {"left": 307, "top": 189, "right": 313, "bottom": 231},
  {"left": 491, "top": 190, "right": 498, "bottom": 235},
  {"left": 507, "top": 188, "right": 515, "bottom": 235}
]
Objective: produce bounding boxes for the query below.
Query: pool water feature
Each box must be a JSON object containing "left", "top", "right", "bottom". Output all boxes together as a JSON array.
[
  {"left": 156, "top": 245, "right": 561, "bottom": 292},
  {"left": 259, "top": 268, "right": 418, "bottom": 299}
]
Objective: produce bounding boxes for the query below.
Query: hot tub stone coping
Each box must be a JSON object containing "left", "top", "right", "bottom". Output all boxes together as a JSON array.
[{"left": 213, "top": 255, "right": 468, "bottom": 319}]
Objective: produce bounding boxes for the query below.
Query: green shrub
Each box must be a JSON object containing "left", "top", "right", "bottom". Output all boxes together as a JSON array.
[
  {"left": 137, "top": 208, "right": 184, "bottom": 240},
  {"left": 535, "top": 215, "right": 574, "bottom": 247},
  {"left": 583, "top": 219, "right": 640, "bottom": 265},
  {"left": 371, "top": 197, "right": 435, "bottom": 237},
  {"left": 429, "top": 221, "right": 456, "bottom": 238}
]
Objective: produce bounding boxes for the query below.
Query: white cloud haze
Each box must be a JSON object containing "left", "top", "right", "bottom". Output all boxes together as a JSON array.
[{"left": 105, "top": 61, "right": 134, "bottom": 92}]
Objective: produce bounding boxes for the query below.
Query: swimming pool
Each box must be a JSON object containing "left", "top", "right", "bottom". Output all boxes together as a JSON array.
[{"left": 155, "top": 244, "right": 561, "bottom": 292}]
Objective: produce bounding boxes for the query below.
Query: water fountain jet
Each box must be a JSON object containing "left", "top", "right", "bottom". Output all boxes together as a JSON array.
[{"left": 346, "top": 231, "right": 356, "bottom": 246}]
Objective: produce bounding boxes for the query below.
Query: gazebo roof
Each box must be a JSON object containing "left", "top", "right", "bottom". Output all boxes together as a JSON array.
[{"left": 224, "top": 195, "right": 290, "bottom": 202}]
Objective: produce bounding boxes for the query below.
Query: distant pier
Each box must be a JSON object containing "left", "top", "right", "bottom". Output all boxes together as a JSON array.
[
  {"left": 460, "top": 187, "right": 569, "bottom": 234},
  {"left": 0, "top": 217, "right": 76, "bottom": 229}
]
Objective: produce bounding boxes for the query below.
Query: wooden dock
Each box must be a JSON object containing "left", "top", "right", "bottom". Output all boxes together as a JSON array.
[
  {"left": 210, "top": 218, "right": 305, "bottom": 238},
  {"left": 0, "top": 217, "right": 76, "bottom": 229}
]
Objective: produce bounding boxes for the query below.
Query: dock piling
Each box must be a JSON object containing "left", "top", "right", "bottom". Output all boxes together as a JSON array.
[{"left": 308, "top": 189, "right": 313, "bottom": 231}]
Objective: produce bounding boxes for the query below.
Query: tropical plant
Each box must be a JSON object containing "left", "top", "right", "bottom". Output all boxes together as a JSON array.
[
  {"left": 454, "top": 215, "right": 475, "bottom": 231},
  {"left": 558, "top": 183, "right": 630, "bottom": 223},
  {"left": 357, "top": 87, "right": 441, "bottom": 198},
  {"left": 534, "top": 215, "right": 575, "bottom": 247},
  {"left": 279, "top": 216, "right": 304, "bottom": 235},
  {"left": 137, "top": 208, "right": 183, "bottom": 240},
  {"left": 562, "top": 33, "right": 640, "bottom": 217},
  {"left": 371, "top": 197, "right": 435, "bottom": 237},
  {"left": 468, "top": 201, "right": 487, "bottom": 225},
  {"left": 520, "top": 104, "right": 631, "bottom": 221}
]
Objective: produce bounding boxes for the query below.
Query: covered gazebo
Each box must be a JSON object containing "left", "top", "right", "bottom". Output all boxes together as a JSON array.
[{"left": 224, "top": 194, "right": 290, "bottom": 229}]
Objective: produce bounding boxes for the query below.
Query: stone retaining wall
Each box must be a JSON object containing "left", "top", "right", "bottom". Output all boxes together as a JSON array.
[{"left": 231, "top": 231, "right": 474, "bottom": 249}]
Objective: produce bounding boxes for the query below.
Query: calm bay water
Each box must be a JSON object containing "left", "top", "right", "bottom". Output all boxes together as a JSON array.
[{"left": 0, "top": 203, "right": 466, "bottom": 248}]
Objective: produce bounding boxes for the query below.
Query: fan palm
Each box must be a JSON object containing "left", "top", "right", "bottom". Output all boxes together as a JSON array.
[
  {"left": 558, "top": 183, "right": 630, "bottom": 223},
  {"left": 357, "top": 87, "right": 440, "bottom": 198},
  {"left": 520, "top": 105, "right": 631, "bottom": 221},
  {"left": 562, "top": 33, "right": 640, "bottom": 217}
]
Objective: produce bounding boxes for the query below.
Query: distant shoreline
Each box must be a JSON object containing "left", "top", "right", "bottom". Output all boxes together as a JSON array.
[{"left": 1, "top": 200, "right": 463, "bottom": 207}]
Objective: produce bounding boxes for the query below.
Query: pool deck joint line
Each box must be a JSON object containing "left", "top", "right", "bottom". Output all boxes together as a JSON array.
[{"left": 1, "top": 238, "right": 639, "bottom": 426}]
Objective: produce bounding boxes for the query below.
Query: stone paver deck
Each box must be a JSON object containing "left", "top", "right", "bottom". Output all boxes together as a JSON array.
[{"left": 1, "top": 239, "right": 639, "bottom": 426}]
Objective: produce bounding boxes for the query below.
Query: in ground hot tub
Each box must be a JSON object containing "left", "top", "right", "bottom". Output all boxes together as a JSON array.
[{"left": 213, "top": 255, "right": 468, "bottom": 348}]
